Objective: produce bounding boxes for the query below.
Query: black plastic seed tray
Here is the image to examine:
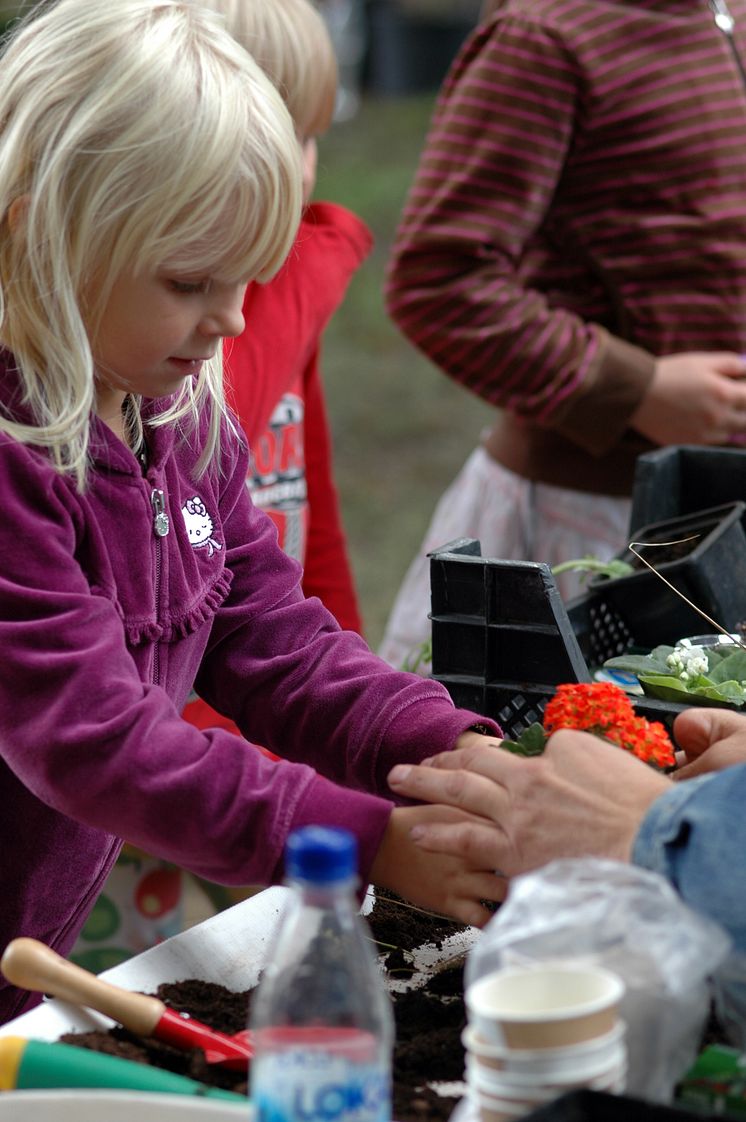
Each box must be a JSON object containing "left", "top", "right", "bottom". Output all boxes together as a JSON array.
[
  {"left": 429, "top": 539, "right": 687, "bottom": 739},
  {"left": 429, "top": 539, "right": 590, "bottom": 686},
  {"left": 585, "top": 502, "right": 746, "bottom": 649},
  {"left": 630, "top": 444, "right": 746, "bottom": 535}
]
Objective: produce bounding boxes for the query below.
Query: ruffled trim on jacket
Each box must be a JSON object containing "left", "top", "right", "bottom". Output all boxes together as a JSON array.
[{"left": 125, "top": 569, "right": 234, "bottom": 646}]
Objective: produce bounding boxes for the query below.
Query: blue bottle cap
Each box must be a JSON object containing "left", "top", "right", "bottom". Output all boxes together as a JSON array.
[{"left": 285, "top": 826, "right": 357, "bottom": 883}]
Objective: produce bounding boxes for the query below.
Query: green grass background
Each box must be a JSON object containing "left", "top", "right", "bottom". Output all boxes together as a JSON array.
[{"left": 315, "top": 95, "right": 490, "bottom": 648}]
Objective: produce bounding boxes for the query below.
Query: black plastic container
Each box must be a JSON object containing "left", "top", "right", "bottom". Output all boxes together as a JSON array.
[
  {"left": 523, "top": 1089, "right": 717, "bottom": 1122},
  {"left": 586, "top": 502, "right": 746, "bottom": 649},
  {"left": 630, "top": 444, "right": 746, "bottom": 535},
  {"left": 429, "top": 540, "right": 684, "bottom": 739}
]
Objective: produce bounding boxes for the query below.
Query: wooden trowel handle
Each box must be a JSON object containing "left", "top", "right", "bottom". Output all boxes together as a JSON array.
[{"left": 1, "top": 937, "right": 166, "bottom": 1036}]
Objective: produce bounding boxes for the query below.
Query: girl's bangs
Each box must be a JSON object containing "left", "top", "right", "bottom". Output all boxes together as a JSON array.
[{"left": 158, "top": 178, "right": 290, "bottom": 285}]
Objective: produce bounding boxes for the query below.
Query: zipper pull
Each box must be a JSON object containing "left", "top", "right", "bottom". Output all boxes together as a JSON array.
[
  {"left": 710, "top": 0, "right": 734, "bottom": 34},
  {"left": 151, "top": 489, "right": 170, "bottom": 538}
]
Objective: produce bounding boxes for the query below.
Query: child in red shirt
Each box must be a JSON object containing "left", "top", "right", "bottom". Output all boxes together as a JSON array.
[{"left": 185, "top": 0, "right": 370, "bottom": 736}]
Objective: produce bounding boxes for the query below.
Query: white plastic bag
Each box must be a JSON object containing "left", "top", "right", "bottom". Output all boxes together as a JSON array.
[{"left": 465, "top": 858, "right": 732, "bottom": 1103}]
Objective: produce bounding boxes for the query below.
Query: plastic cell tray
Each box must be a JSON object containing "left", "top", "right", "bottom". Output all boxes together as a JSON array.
[
  {"left": 585, "top": 502, "right": 746, "bottom": 649},
  {"left": 630, "top": 444, "right": 746, "bottom": 535},
  {"left": 429, "top": 539, "right": 692, "bottom": 740}
]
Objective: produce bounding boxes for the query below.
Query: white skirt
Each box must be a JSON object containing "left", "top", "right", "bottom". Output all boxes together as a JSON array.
[{"left": 378, "top": 447, "right": 632, "bottom": 673}]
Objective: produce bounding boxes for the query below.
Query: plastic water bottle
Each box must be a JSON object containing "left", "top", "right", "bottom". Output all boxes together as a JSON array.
[{"left": 250, "top": 826, "right": 394, "bottom": 1122}]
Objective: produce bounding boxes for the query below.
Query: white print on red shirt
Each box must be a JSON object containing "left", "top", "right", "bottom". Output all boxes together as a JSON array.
[{"left": 247, "top": 392, "right": 308, "bottom": 563}]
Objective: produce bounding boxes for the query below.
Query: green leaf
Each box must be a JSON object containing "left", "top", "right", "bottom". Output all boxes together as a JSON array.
[
  {"left": 500, "top": 722, "right": 547, "bottom": 757},
  {"left": 552, "top": 556, "right": 635, "bottom": 581},
  {"left": 604, "top": 651, "right": 672, "bottom": 677},
  {"left": 638, "top": 673, "right": 746, "bottom": 707},
  {"left": 699, "top": 678, "right": 746, "bottom": 703},
  {"left": 708, "top": 650, "right": 746, "bottom": 684}
]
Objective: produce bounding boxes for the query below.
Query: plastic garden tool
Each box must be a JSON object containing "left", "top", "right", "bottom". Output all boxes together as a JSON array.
[
  {"left": 0, "top": 1036, "right": 246, "bottom": 1100},
  {"left": 0, "top": 938, "right": 253, "bottom": 1071}
]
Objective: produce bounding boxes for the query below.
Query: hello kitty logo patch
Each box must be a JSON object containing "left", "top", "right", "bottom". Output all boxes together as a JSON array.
[{"left": 181, "top": 495, "right": 223, "bottom": 557}]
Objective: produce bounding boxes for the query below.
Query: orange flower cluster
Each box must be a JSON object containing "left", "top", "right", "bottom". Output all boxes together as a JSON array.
[{"left": 543, "top": 682, "right": 676, "bottom": 770}]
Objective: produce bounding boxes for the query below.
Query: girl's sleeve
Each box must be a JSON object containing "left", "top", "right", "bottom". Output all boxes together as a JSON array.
[
  {"left": 193, "top": 447, "right": 498, "bottom": 795},
  {"left": 300, "top": 347, "right": 364, "bottom": 635},
  {"left": 0, "top": 441, "right": 493, "bottom": 887}
]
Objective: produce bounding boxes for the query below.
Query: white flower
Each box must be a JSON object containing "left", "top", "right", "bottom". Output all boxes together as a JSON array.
[{"left": 667, "top": 644, "right": 708, "bottom": 681}]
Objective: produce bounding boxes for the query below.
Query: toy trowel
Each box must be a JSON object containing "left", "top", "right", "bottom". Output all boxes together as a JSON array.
[{"left": 0, "top": 937, "right": 253, "bottom": 1071}]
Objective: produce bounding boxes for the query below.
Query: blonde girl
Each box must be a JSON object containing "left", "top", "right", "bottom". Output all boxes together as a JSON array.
[{"left": 0, "top": 0, "right": 501, "bottom": 1025}]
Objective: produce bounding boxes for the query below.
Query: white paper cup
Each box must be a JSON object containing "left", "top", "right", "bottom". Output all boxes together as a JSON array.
[
  {"left": 462, "top": 1050, "right": 623, "bottom": 1095},
  {"left": 462, "top": 1022, "right": 627, "bottom": 1081},
  {"left": 472, "top": 1087, "right": 542, "bottom": 1122},
  {"left": 467, "top": 1061, "right": 566, "bottom": 1104},
  {"left": 465, "top": 963, "right": 624, "bottom": 1049},
  {"left": 466, "top": 1053, "right": 627, "bottom": 1098}
]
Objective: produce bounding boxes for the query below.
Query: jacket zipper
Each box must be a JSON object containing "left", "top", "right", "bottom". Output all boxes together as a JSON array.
[
  {"left": 150, "top": 488, "right": 170, "bottom": 688},
  {"left": 710, "top": 0, "right": 746, "bottom": 86}
]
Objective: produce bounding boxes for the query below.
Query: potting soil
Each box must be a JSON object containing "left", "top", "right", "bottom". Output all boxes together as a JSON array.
[{"left": 59, "top": 890, "right": 469, "bottom": 1122}]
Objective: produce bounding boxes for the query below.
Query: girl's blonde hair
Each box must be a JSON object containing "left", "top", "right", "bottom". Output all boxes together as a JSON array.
[
  {"left": 0, "top": 0, "right": 302, "bottom": 487},
  {"left": 198, "top": 0, "right": 338, "bottom": 137}
]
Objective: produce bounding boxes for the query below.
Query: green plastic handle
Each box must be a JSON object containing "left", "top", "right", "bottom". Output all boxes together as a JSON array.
[{"left": 1, "top": 1037, "right": 245, "bottom": 1103}]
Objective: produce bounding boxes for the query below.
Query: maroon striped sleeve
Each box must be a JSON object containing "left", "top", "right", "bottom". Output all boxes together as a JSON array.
[{"left": 385, "top": 0, "right": 746, "bottom": 452}]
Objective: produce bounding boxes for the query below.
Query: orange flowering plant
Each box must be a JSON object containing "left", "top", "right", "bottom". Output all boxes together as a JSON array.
[{"left": 501, "top": 681, "right": 676, "bottom": 771}]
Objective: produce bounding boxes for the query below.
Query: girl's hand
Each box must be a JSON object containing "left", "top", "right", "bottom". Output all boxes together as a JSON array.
[
  {"left": 630, "top": 351, "right": 746, "bottom": 446},
  {"left": 369, "top": 805, "right": 505, "bottom": 928},
  {"left": 454, "top": 729, "right": 503, "bottom": 752}
]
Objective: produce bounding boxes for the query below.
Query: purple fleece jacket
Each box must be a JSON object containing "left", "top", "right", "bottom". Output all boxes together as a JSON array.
[{"left": 0, "top": 351, "right": 498, "bottom": 1023}]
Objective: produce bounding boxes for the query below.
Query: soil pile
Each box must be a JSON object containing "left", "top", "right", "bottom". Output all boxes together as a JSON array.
[{"left": 60, "top": 890, "right": 470, "bottom": 1122}]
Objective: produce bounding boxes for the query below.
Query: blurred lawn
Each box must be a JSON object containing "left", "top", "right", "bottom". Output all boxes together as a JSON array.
[{"left": 315, "top": 94, "right": 490, "bottom": 648}]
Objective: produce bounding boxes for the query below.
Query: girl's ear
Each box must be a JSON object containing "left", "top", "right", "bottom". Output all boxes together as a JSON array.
[{"left": 7, "top": 195, "right": 29, "bottom": 237}]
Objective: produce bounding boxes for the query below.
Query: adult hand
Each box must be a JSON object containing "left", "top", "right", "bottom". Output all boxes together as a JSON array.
[
  {"left": 387, "top": 733, "right": 670, "bottom": 879},
  {"left": 629, "top": 351, "right": 746, "bottom": 446},
  {"left": 369, "top": 804, "right": 504, "bottom": 928},
  {"left": 672, "top": 707, "right": 746, "bottom": 779}
]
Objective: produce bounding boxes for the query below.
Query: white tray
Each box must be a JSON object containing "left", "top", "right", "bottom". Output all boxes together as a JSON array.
[
  {"left": 0, "top": 1090, "right": 247, "bottom": 1119},
  {"left": 0, "top": 886, "right": 477, "bottom": 1118},
  {"left": 0, "top": 886, "right": 292, "bottom": 1041}
]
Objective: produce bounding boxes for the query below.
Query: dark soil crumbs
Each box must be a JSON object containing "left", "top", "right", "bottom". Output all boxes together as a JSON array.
[{"left": 60, "top": 890, "right": 469, "bottom": 1122}]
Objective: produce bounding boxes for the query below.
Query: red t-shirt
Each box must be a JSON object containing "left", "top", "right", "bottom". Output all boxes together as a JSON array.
[{"left": 184, "top": 202, "right": 372, "bottom": 739}]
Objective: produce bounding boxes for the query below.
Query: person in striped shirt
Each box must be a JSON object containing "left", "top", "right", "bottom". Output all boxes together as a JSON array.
[{"left": 378, "top": 0, "right": 746, "bottom": 672}]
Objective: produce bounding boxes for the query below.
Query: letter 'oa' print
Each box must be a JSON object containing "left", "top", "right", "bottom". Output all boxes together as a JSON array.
[{"left": 181, "top": 495, "right": 223, "bottom": 558}]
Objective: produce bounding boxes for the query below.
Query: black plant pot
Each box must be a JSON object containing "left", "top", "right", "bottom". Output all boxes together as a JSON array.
[
  {"left": 588, "top": 502, "right": 746, "bottom": 649},
  {"left": 630, "top": 444, "right": 746, "bottom": 534}
]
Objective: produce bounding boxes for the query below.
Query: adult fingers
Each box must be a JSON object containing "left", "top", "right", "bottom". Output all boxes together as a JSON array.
[
  {"left": 673, "top": 706, "right": 746, "bottom": 765},
  {"left": 389, "top": 754, "right": 526, "bottom": 820},
  {"left": 674, "top": 741, "right": 746, "bottom": 780}
]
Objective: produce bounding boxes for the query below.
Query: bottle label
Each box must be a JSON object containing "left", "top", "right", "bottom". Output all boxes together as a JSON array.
[{"left": 252, "top": 1047, "right": 391, "bottom": 1122}]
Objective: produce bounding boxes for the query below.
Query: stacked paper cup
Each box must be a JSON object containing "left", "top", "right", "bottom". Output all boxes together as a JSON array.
[{"left": 463, "top": 963, "right": 627, "bottom": 1122}]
